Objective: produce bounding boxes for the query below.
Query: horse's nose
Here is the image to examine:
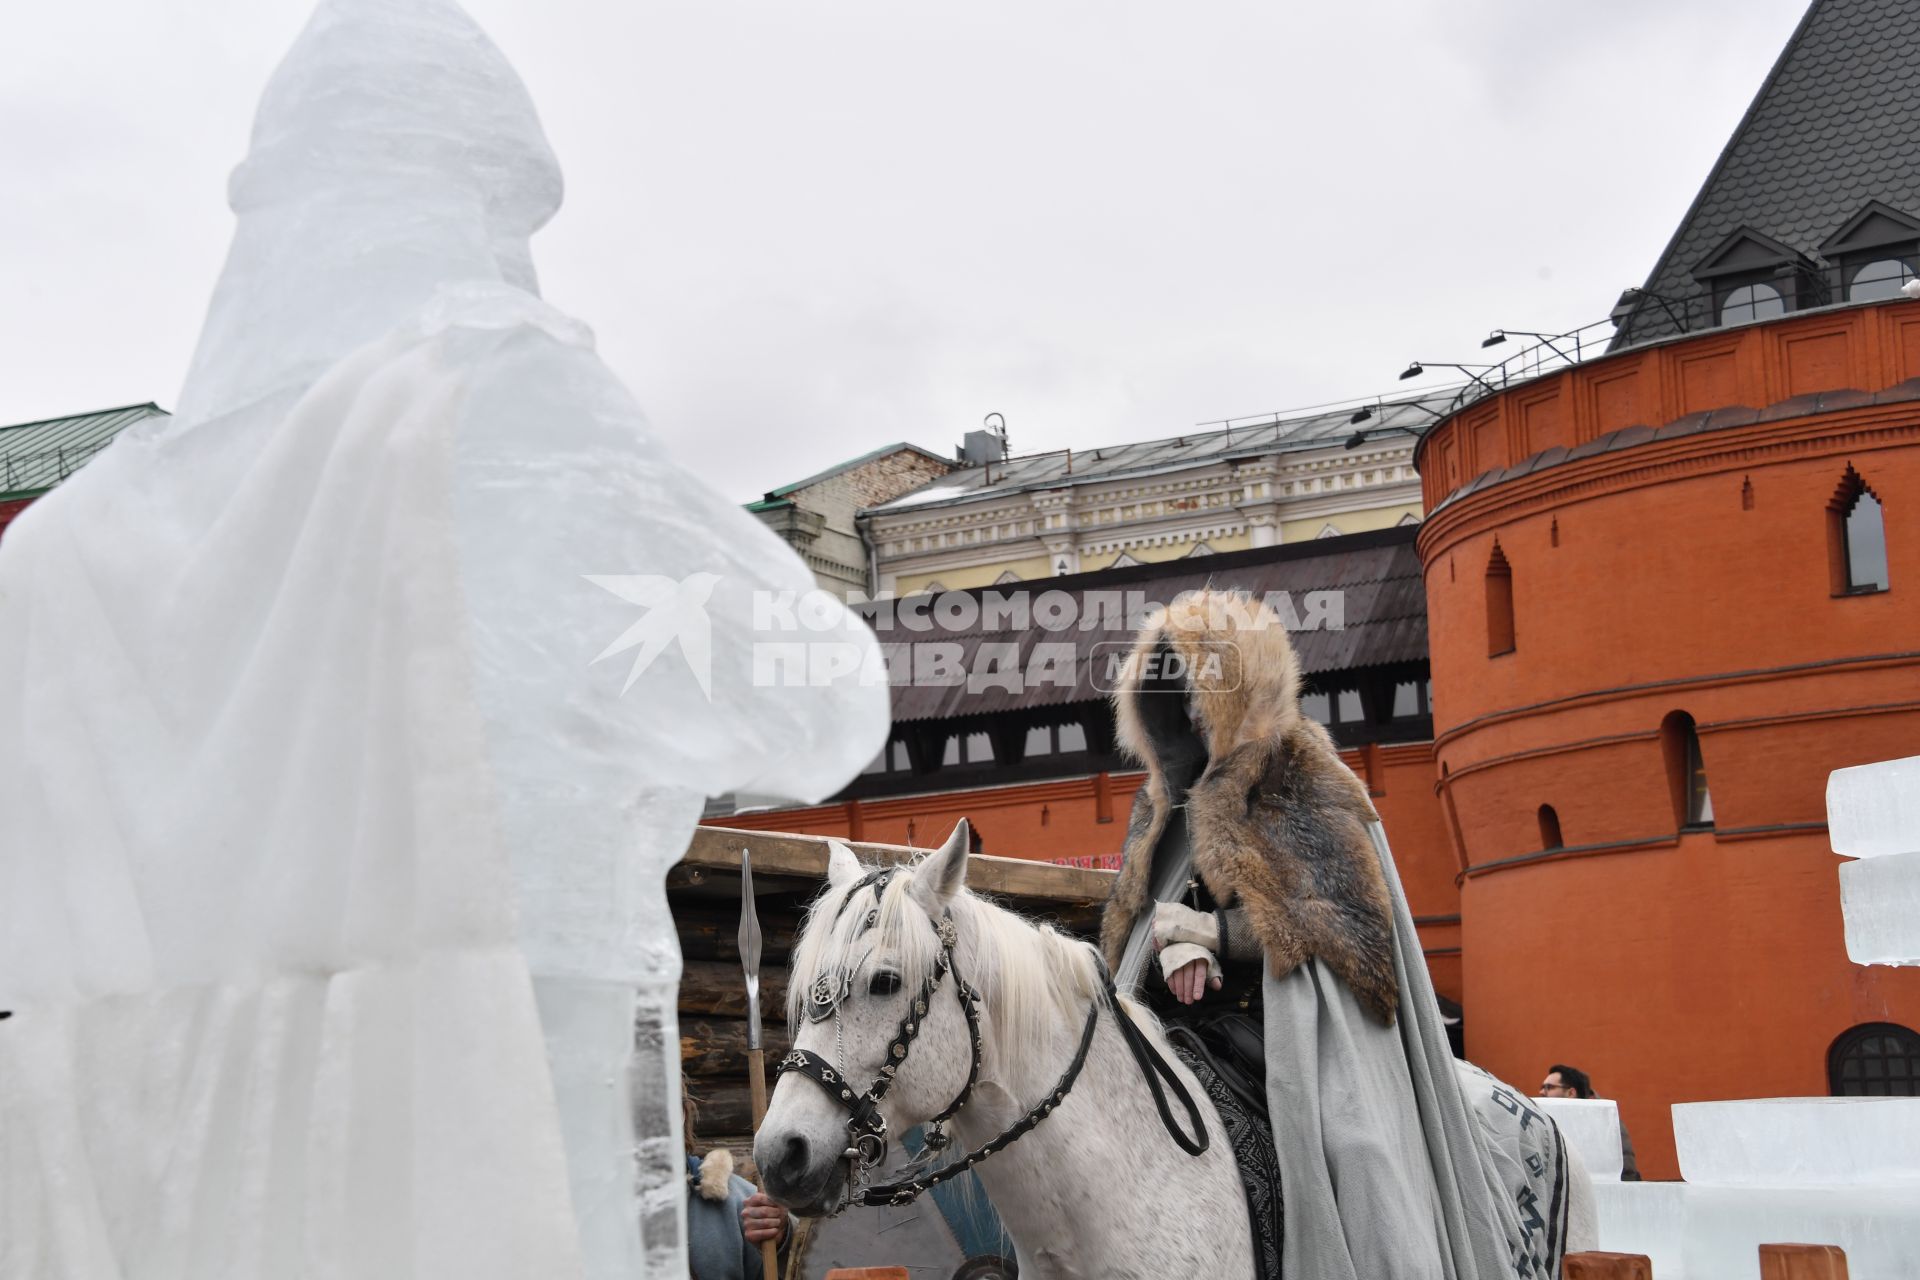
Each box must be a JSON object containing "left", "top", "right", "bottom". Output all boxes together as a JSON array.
[{"left": 761, "top": 1132, "right": 814, "bottom": 1199}]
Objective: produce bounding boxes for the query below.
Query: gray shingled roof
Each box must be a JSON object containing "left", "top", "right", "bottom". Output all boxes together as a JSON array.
[
  {"left": 875, "top": 525, "right": 1426, "bottom": 722},
  {"left": 868, "top": 392, "right": 1446, "bottom": 516},
  {"left": 0, "top": 404, "right": 169, "bottom": 499},
  {"left": 1615, "top": 0, "right": 1920, "bottom": 345}
]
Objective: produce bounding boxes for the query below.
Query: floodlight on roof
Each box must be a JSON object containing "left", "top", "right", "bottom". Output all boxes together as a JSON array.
[
  {"left": 1481, "top": 329, "right": 1507, "bottom": 348},
  {"left": 1349, "top": 406, "right": 1374, "bottom": 425},
  {"left": 1402, "top": 359, "right": 1504, "bottom": 396},
  {"left": 1344, "top": 431, "right": 1368, "bottom": 450}
]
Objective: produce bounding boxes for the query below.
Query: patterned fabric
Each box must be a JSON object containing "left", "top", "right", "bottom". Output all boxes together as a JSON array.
[
  {"left": 1170, "top": 1042, "right": 1283, "bottom": 1280},
  {"left": 1456, "top": 1062, "right": 1570, "bottom": 1279}
]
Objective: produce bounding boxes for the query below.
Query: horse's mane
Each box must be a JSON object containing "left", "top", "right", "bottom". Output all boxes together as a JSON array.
[{"left": 787, "top": 855, "right": 1104, "bottom": 1063}]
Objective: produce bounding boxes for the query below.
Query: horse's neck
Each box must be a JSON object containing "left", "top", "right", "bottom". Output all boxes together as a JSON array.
[{"left": 953, "top": 978, "right": 1233, "bottom": 1279}]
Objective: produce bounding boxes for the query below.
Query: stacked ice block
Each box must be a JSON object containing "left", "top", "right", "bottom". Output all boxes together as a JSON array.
[
  {"left": 1537, "top": 1097, "right": 1624, "bottom": 1181},
  {"left": 1829, "top": 754, "right": 1920, "bottom": 966},
  {"left": 1589, "top": 756, "right": 1920, "bottom": 1277}
]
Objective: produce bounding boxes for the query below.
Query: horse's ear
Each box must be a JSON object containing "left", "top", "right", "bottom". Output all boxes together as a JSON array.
[
  {"left": 826, "top": 839, "right": 863, "bottom": 889},
  {"left": 910, "top": 819, "right": 971, "bottom": 909}
]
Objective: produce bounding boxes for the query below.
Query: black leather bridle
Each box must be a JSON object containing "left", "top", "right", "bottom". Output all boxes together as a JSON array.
[
  {"left": 774, "top": 866, "right": 1210, "bottom": 1211},
  {"left": 773, "top": 868, "right": 984, "bottom": 1177}
]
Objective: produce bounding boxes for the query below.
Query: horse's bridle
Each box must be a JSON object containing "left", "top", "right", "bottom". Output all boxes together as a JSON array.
[
  {"left": 773, "top": 866, "right": 1209, "bottom": 1212},
  {"left": 772, "top": 868, "right": 984, "bottom": 1178}
]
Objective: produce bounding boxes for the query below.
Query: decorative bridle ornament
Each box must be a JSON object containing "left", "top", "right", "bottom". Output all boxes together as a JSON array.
[{"left": 774, "top": 866, "right": 1209, "bottom": 1212}]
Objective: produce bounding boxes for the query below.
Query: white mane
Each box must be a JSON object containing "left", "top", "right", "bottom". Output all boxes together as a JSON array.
[{"left": 786, "top": 854, "right": 1104, "bottom": 1064}]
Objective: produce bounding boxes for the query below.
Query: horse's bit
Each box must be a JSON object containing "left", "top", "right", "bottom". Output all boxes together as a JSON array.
[{"left": 773, "top": 866, "right": 1209, "bottom": 1211}]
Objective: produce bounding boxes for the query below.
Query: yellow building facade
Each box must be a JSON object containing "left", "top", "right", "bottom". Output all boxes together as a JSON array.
[{"left": 867, "top": 400, "right": 1434, "bottom": 596}]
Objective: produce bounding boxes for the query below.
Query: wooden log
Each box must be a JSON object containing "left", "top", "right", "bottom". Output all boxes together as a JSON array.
[
  {"left": 685, "top": 1079, "right": 753, "bottom": 1134},
  {"left": 1759, "top": 1243, "right": 1849, "bottom": 1280},
  {"left": 680, "top": 959, "right": 791, "bottom": 1019},
  {"left": 1564, "top": 1254, "right": 1652, "bottom": 1280},
  {"left": 682, "top": 1016, "right": 791, "bottom": 1079},
  {"left": 675, "top": 903, "right": 799, "bottom": 964},
  {"left": 687, "top": 826, "right": 1115, "bottom": 905},
  {"left": 823, "top": 1270, "right": 910, "bottom": 1280}
]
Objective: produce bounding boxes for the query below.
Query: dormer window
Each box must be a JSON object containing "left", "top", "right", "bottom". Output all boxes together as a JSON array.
[
  {"left": 1720, "top": 281, "right": 1786, "bottom": 324},
  {"left": 1819, "top": 201, "right": 1920, "bottom": 303},
  {"left": 1692, "top": 226, "right": 1826, "bottom": 326}
]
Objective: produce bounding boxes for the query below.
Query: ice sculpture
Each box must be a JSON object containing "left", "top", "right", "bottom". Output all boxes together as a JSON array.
[{"left": 0, "top": 3, "right": 888, "bottom": 1277}]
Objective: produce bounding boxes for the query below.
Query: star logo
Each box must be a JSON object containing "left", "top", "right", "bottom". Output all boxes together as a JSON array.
[{"left": 583, "top": 572, "right": 720, "bottom": 698}]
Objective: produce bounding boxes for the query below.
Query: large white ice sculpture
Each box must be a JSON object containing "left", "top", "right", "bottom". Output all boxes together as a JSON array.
[{"left": 0, "top": 3, "right": 888, "bottom": 1277}]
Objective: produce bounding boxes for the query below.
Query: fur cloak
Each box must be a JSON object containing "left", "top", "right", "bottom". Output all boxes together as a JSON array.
[
  {"left": 1098, "top": 591, "right": 1591, "bottom": 1279},
  {"left": 1099, "top": 590, "right": 1397, "bottom": 1023}
]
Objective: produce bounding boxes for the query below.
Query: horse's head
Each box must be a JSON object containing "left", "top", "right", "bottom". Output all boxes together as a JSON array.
[{"left": 755, "top": 819, "right": 983, "bottom": 1215}]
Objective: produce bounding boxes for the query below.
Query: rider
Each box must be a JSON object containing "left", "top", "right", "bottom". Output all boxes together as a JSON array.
[{"left": 1102, "top": 591, "right": 1573, "bottom": 1280}]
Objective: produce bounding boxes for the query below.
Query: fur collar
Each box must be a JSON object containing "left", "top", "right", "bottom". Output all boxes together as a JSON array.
[
  {"left": 1100, "top": 590, "right": 1398, "bottom": 1023},
  {"left": 695, "top": 1149, "right": 734, "bottom": 1202}
]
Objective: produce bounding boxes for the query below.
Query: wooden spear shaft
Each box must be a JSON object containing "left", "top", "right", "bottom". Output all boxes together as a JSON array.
[{"left": 737, "top": 848, "right": 781, "bottom": 1280}]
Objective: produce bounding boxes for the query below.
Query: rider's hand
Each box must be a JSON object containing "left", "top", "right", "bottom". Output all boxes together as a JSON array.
[
  {"left": 740, "top": 1192, "right": 788, "bottom": 1245},
  {"left": 1157, "top": 942, "right": 1222, "bottom": 1004}
]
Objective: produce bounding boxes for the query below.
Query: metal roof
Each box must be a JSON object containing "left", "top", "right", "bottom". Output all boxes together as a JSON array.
[
  {"left": 1616, "top": 0, "right": 1920, "bottom": 344},
  {"left": 872, "top": 525, "right": 1427, "bottom": 723},
  {"left": 867, "top": 393, "right": 1448, "bottom": 517},
  {"left": 0, "top": 403, "right": 169, "bottom": 499}
]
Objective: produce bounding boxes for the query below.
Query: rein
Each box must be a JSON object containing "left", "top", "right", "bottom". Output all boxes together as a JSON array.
[{"left": 774, "top": 870, "right": 1210, "bottom": 1212}]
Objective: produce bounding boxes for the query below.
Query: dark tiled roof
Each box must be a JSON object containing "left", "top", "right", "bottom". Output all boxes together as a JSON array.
[
  {"left": 875, "top": 526, "right": 1427, "bottom": 722},
  {"left": 0, "top": 403, "right": 169, "bottom": 498},
  {"left": 1616, "top": 0, "right": 1920, "bottom": 344}
]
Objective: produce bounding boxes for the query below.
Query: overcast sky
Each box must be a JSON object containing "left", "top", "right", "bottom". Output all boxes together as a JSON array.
[{"left": 2, "top": 1, "right": 1810, "bottom": 501}]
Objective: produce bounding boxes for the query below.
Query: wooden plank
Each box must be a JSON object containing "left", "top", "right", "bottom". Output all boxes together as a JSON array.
[
  {"left": 1759, "top": 1243, "right": 1849, "bottom": 1280},
  {"left": 674, "top": 902, "right": 800, "bottom": 964},
  {"left": 688, "top": 826, "right": 1116, "bottom": 905},
  {"left": 682, "top": 1017, "right": 791, "bottom": 1078},
  {"left": 1564, "top": 1254, "right": 1653, "bottom": 1280},
  {"left": 685, "top": 1079, "right": 753, "bottom": 1134},
  {"left": 680, "top": 959, "right": 790, "bottom": 1019}
]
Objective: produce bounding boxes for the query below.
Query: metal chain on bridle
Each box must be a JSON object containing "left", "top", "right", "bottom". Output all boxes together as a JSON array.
[{"left": 773, "top": 866, "right": 1209, "bottom": 1212}]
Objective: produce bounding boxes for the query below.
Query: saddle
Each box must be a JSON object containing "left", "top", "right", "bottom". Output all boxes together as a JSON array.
[
  {"left": 1164, "top": 1001, "right": 1282, "bottom": 1280},
  {"left": 1164, "top": 1004, "right": 1268, "bottom": 1125}
]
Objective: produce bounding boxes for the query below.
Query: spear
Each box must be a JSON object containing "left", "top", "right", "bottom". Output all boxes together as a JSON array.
[{"left": 737, "top": 847, "right": 781, "bottom": 1280}]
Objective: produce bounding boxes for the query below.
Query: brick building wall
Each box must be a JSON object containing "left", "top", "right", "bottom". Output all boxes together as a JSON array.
[{"left": 1416, "top": 300, "right": 1920, "bottom": 1177}]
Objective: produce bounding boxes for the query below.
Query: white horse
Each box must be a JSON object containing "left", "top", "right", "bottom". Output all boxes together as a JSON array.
[{"left": 755, "top": 822, "right": 1595, "bottom": 1279}]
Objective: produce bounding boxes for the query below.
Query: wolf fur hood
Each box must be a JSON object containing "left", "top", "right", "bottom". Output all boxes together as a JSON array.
[{"left": 1099, "top": 590, "right": 1398, "bottom": 1023}]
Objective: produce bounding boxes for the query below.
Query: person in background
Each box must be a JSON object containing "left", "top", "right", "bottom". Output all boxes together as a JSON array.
[
  {"left": 1542, "top": 1064, "right": 1641, "bottom": 1180},
  {"left": 685, "top": 1086, "right": 795, "bottom": 1279}
]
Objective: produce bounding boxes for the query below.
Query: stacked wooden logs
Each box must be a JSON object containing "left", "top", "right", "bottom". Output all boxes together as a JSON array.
[{"left": 676, "top": 900, "right": 801, "bottom": 1162}]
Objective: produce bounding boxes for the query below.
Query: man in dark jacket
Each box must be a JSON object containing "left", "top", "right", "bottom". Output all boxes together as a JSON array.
[{"left": 1542, "top": 1064, "right": 1642, "bottom": 1180}]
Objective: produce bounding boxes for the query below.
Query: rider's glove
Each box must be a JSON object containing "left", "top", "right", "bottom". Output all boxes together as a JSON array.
[{"left": 1151, "top": 900, "right": 1221, "bottom": 952}]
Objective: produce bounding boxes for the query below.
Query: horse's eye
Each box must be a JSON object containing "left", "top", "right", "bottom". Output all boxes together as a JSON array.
[{"left": 868, "top": 971, "right": 902, "bottom": 996}]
